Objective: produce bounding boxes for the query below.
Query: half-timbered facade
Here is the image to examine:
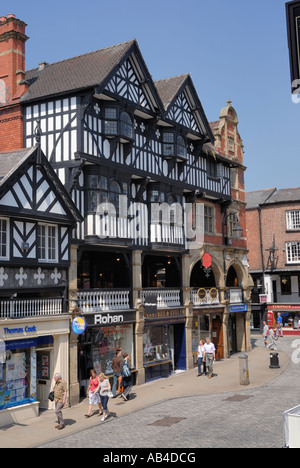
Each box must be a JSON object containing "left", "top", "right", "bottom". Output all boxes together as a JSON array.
[
  {"left": 0, "top": 145, "right": 82, "bottom": 424},
  {"left": 0, "top": 14, "right": 251, "bottom": 403}
]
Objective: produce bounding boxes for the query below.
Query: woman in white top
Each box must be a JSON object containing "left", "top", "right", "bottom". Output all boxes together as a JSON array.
[
  {"left": 97, "top": 373, "right": 111, "bottom": 422},
  {"left": 197, "top": 340, "right": 206, "bottom": 376}
]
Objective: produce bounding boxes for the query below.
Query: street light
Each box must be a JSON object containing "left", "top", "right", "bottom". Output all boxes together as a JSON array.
[{"left": 222, "top": 212, "right": 243, "bottom": 245}]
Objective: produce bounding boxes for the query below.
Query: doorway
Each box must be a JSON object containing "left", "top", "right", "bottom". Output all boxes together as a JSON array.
[
  {"left": 172, "top": 324, "right": 186, "bottom": 371},
  {"left": 211, "top": 315, "right": 224, "bottom": 359},
  {"left": 228, "top": 314, "right": 237, "bottom": 355}
]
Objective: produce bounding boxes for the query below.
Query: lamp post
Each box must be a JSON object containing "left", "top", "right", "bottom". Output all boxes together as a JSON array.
[{"left": 222, "top": 211, "right": 243, "bottom": 245}]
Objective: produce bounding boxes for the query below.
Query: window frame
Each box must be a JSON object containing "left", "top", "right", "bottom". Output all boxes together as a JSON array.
[
  {"left": 162, "top": 131, "right": 187, "bottom": 161},
  {"left": 0, "top": 217, "right": 9, "bottom": 261},
  {"left": 286, "top": 210, "right": 300, "bottom": 230},
  {"left": 38, "top": 223, "right": 58, "bottom": 263},
  {"left": 286, "top": 241, "right": 300, "bottom": 264},
  {"left": 102, "top": 106, "right": 134, "bottom": 141}
]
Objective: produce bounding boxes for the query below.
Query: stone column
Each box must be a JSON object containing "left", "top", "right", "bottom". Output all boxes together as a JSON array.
[
  {"left": 68, "top": 244, "right": 80, "bottom": 406},
  {"left": 135, "top": 304, "right": 145, "bottom": 385}
]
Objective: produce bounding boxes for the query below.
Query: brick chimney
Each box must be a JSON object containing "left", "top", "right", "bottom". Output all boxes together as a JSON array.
[{"left": 0, "top": 14, "right": 29, "bottom": 151}]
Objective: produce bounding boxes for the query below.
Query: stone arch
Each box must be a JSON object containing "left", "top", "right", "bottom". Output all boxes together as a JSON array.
[
  {"left": 226, "top": 260, "right": 248, "bottom": 288},
  {"left": 188, "top": 252, "right": 224, "bottom": 289}
]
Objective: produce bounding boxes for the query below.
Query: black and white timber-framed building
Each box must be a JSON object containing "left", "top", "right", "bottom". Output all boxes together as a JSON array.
[
  {"left": 0, "top": 145, "right": 82, "bottom": 422},
  {"left": 0, "top": 14, "right": 251, "bottom": 410}
]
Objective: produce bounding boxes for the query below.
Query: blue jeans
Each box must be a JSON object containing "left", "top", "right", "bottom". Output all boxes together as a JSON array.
[
  {"left": 112, "top": 372, "right": 121, "bottom": 396},
  {"left": 198, "top": 357, "right": 203, "bottom": 375},
  {"left": 100, "top": 394, "right": 109, "bottom": 412}
]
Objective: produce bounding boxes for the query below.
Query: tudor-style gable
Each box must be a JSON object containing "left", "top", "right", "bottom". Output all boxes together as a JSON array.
[
  {"left": 0, "top": 147, "right": 83, "bottom": 266},
  {"left": 155, "top": 74, "right": 215, "bottom": 142},
  {"left": 0, "top": 147, "right": 82, "bottom": 223}
]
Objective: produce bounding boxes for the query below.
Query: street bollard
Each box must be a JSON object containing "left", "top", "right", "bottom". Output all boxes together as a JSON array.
[
  {"left": 239, "top": 353, "right": 250, "bottom": 386},
  {"left": 269, "top": 352, "right": 280, "bottom": 369}
]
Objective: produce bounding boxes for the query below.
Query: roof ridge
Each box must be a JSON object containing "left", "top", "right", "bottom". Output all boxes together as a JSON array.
[
  {"left": 25, "top": 39, "right": 136, "bottom": 72},
  {"left": 154, "top": 73, "right": 190, "bottom": 84}
]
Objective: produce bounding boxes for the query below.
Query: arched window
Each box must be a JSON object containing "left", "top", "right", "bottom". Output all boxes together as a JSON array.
[{"left": 120, "top": 112, "right": 133, "bottom": 139}]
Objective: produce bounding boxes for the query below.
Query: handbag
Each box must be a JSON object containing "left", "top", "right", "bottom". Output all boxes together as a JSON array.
[
  {"left": 48, "top": 391, "right": 55, "bottom": 402},
  {"left": 122, "top": 363, "right": 132, "bottom": 378}
]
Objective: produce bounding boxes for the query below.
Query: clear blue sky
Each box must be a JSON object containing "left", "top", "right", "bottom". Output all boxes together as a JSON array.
[{"left": 4, "top": 0, "right": 299, "bottom": 192}]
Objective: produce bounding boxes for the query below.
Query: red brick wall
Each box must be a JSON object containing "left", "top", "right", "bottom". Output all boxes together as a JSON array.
[
  {"left": 246, "top": 202, "right": 300, "bottom": 272},
  {"left": 0, "top": 15, "right": 28, "bottom": 151},
  {"left": 0, "top": 104, "right": 24, "bottom": 151}
]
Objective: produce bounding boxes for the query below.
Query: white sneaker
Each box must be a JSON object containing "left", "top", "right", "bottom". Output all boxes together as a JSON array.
[{"left": 101, "top": 415, "right": 107, "bottom": 422}]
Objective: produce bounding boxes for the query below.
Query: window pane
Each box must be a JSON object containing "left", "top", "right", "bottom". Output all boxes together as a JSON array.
[
  {"left": 38, "top": 225, "right": 46, "bottom": 260},
  {"left": 163, "top": 132, "right": 174, "bottom": 143},
  {"left": 177, "top": 136, "right": 186, "bottom": 158},
  {"left": 104, "top": 120, "right": 118, "bottom": 135},
  {"left": 48, "top": 226, "right": 57, "bottom": 261},
  {"left": 0, "top": 219, "right": 7, "bottom": 258},
  {"left": 120, "top": 112, "right": 133, "bottom": 139},
  {"left": 104, "top": 108, "right": 117, "bottom": 119},
  {"left": 163, "top": 143, "right": 174, "bottom": 157}
]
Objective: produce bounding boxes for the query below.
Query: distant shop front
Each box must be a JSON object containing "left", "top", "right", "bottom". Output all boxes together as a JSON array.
[
  {"left": 143, "top": 307, "right": 187, "bottom": 381},
  {"left": 267, "top": 304, "right": 300, "bottom": 334}
]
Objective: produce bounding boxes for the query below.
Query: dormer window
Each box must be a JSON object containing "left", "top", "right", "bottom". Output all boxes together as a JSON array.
[
  {"left": 162, "top": 132, "right": 187, "bottom": 161},
  {"left": 103, "top": 107, "right": 134, "bottom": 141}
]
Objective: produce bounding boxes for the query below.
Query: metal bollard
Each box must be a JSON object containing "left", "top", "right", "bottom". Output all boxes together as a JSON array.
[
  {"left": 269, "top": 352, "right": 280, "bottom": 369},
  {"left": 239, "top": 353, "right": 250, "bottom": 385}
]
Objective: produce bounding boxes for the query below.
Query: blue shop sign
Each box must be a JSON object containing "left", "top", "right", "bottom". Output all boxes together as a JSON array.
[
  {"left": 228, "top": 304, "right": 248, "bottom": 313},
  {"left": 72, "top": 316, "right": 87, "bottom": 335}
]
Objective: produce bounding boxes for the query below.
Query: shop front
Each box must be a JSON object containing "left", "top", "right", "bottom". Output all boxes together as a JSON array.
[
  {"left": 267, "top": 305, "right": 300, "bottom": 334},
  {"left": 143, "top": 308, "right": 187, "bottom": 381},
  {"left": 192, "top": 307, "right": 225, "bottom": 361},
  {"left": 0, "top": 316, "right": 70, "bottom": 427},
  {"left": 78, "top": 310, "right": 136, "bottom": 395}
]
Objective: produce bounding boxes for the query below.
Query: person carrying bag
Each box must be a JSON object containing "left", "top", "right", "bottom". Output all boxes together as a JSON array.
[{"left": 121, "top": 353, "right": 132, "bottom": 401}]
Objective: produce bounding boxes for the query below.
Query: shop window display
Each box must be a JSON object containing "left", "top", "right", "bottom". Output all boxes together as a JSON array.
[
  {"left": 192, "top": 315, "right": 210, "bottom": 352},
  {"left": 143, "top": 325, "right": 171, "bottom": 364},
  {"left": 79, "top": 325, "right": 134, "bottom": 377},
  {"left": 0, "top": 342, "right": 37, "bottom": 410}
]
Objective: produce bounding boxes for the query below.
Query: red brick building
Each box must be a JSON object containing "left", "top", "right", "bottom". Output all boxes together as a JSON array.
[{"left": 246, "top": 188, "right": 300, "bottom": 332}]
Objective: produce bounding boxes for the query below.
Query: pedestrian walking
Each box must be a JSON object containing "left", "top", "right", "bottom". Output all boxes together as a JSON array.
[
  {"left": 98, "top": 373, "right": 111, "bottom": 421},
  {"left": 85, "top": 369, "right": 102, "bottom": 418},
  {"left": 53, "top": 373, "right": 67, "bottom": 430},
  {"left": 267, "top": 327, "right": 278, "bottom": 351},
  {"left": 111, "top": 349, "right": 123, "bottom": 397},
  {"left": 203, "top": 337, "right": 216, "bottom": 379},
  {"left": 262, "top": 321, "right": 269, "bottom": 347},
  {"left": 277, "top": 313, "right": 283, "bottom": 337},
  {"left": 197, "top": 340, "right": 206, "bottom": 376},
  {"left": 121, "top": 352, "right": 132, "bottom": 401}
]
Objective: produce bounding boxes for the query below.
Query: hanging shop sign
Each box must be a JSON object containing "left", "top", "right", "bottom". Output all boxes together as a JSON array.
[{"left": 72, "top": 316, "right": 87, "bottom": 335}]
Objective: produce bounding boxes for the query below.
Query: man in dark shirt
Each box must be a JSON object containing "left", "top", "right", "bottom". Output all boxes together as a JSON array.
[{"left": 111, "top": 349, "right": 122, "bottom": 397}]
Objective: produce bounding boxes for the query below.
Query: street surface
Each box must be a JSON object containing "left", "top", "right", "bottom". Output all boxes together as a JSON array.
[{"left": 37, "top": 335, "right": 300, "bottom": 449}]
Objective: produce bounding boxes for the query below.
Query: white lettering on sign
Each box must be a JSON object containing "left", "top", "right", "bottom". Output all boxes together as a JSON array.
[{"left": 94, "top": 314, "right": 124, "bottom": 325}]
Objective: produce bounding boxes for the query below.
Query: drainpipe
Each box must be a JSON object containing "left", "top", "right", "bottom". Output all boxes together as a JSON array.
[{"left": 258, "top": 206, "right": 266, "bottom": 325}]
